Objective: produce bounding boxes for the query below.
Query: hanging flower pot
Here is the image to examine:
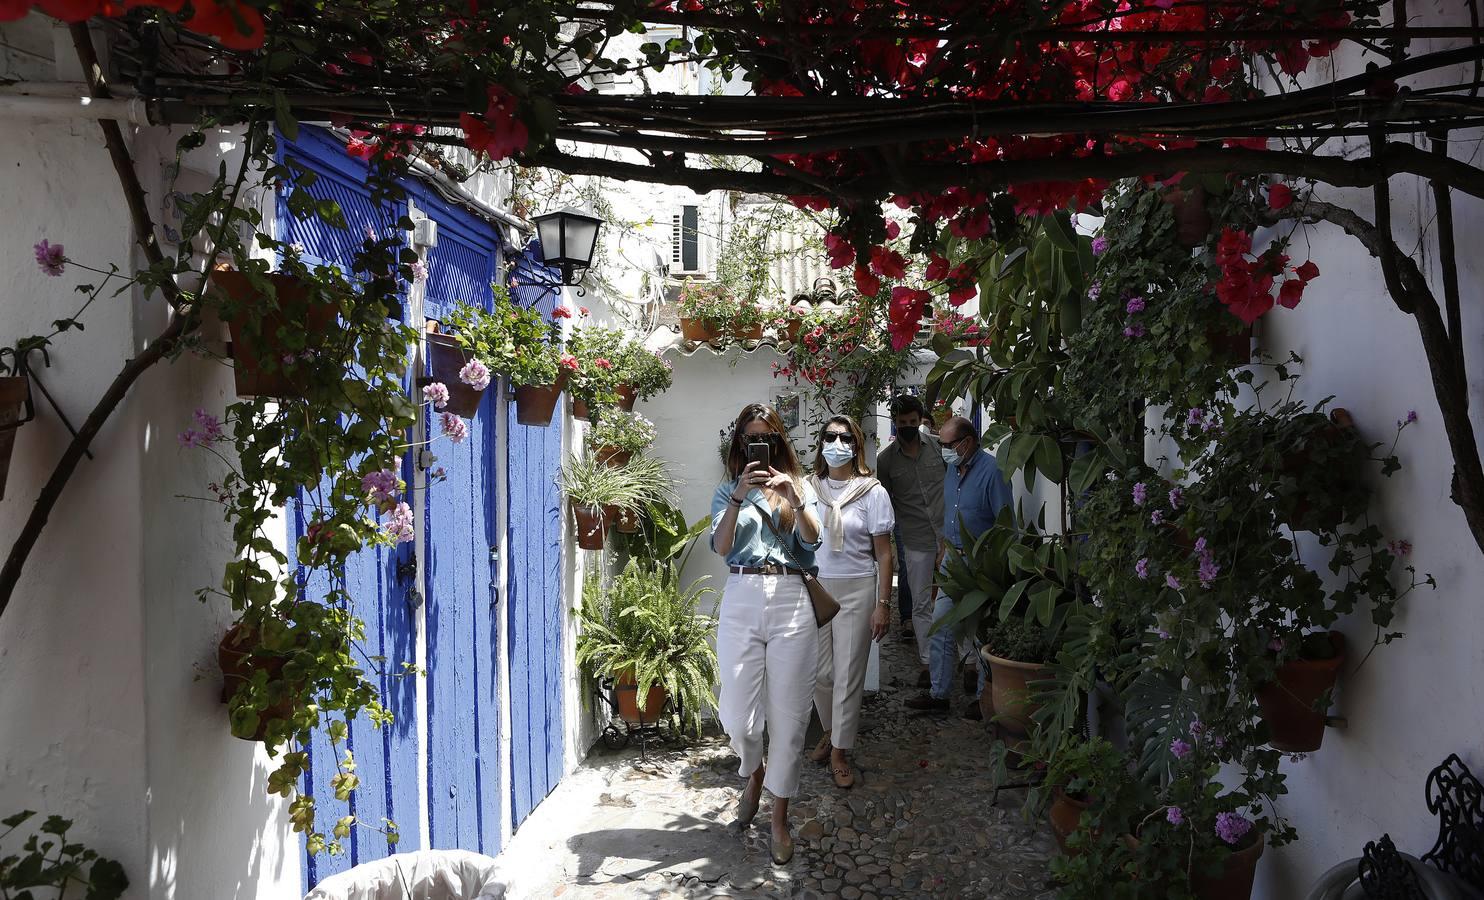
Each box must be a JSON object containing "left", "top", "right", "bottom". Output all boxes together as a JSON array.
[
  {"left": 981, "top": 646, "right": 1047, "bottom": 736},
  {"left": 612, "top": 505, "right": 641, "bottom": 533},
  {"left": 1049, "top": 788, "right": 1093, "bottom": 856},
  {"left": 572, "top": 397, "right": 591, "bottom": 421},
  {"left": 680, "top": 317, "right": 723, "bottom": 343},
  {"left": 615, "top": 385, "right": 638, "bottom": 411},
  {"left": 215, "top": 270, "right": 338, "bottom": 398},
  {"left": 514, "top": 371, "right": 568, "bottom": 426},
  {"left": 1256, "top": 631, "right": 1346, "bottom": 752},
  {"left": 781, "top": 318, "right": 803, "bottom": 343},
  {"left": 0, "top": 376, "right": 32, "bottom": 502},
  {"left": 1166, "top": 184, "right": 1212, "bottom": 249},
  {"left": 1206, "top": 321, "right": 1253, "bottom": 366},
  {"left": 571, "top": 502, "right": 609, "bottom": 550},
  {"left": 595, "top": 446, "right": 632, "bottom": 468},
  {"left": 425, "top": 333, "right": 486, "bottom": 417},
  {"left": 614, "top": 671, "right": 668, "bottom": 725},
  {"left": 218, "top": 620, "right": 298, "bottom": 743}
]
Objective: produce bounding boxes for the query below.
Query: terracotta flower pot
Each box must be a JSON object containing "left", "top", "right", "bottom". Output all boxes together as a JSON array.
[
  {"left": 680, "top": 317, "right": 722, "bottom": 343},
  {"left": 572, "top": 397, "right": 591, "bottom": 421},
  {"left": 616, "top": 385, "right": 637, "bottom": 411},
  {"left": 425, "top": 332, "right": 485, "bottom": 417},
  {"left": 982, "top": 647, "right": 1048, "bottom": 736},
  {"left": 614, "top": 672, "right": 668, "bottom": 725},
  {"left": 606, "top": 505, "right": 641, "bottom": 533},
  {"left": 514, "top": 371, "right": 568, "bottom": 426},
  {"left": 782, "top": 318, "right": 803, "bottom": 343},
  {"left": 1206, "top": 322, "right": 1253, "bottom": 366},
  {"left": 1049, "top": 788, "right": 1093, "bottom": 856},
  {"left": 595, "top": 446, "right": 632, "bottom": 468},
  {"left": 1166, "top": 184, "right": 1212, "bottom": 249},
  {"left": 1125, "top": 830, "right": 1265, "bottom": 900},
  {"left": 571, "top": 502, "right": 609, "bottom": 550},
  {"left": 218, "top": 621, "right": 297, "bottom": 742},
  {"left": 0, "top": 376, "right": 31, "bottom": 502},
  {"left": 1256, "top": 631, "right": 1346, "bottom": 752},
  {"left": 215, "top": 270, "right": 339, "bottom": 398},
  {"left": 733, "top": 323, "right": 764, "bottom": 341},
  {"left": 1277, "top": 409, "right": 1356, "bottom": 532}
]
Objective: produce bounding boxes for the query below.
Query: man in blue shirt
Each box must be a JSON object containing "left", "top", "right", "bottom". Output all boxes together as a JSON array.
[{"left": 906, "top": 415, "right": 1013, "bottom": 715}]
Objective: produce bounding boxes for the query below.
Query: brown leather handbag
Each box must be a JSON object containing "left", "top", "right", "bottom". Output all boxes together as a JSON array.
[{"left": 753, "top": 500, "right": 840, "bottom": 627}]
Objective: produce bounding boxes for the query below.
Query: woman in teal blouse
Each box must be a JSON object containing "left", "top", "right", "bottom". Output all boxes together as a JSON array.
[{"left": 710, "top": 403, "right": 821, "bottom": 865}]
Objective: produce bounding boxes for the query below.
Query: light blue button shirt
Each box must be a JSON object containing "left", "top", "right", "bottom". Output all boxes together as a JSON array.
[
  {"left": 710, "top": 479, "right": 822, "bottom": 569},
  {"left": 943, "top": 447, "right": 1013, "bottom": 549}
]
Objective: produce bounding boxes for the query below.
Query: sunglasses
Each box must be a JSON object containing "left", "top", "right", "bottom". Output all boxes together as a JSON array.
[{"left": 822, "top": 432, "right": 856, "bottom": 445}]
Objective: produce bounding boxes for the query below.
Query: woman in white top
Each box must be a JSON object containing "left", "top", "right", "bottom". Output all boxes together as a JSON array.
[{"left": 806, "top": 415, "right": 895, "bottom": 789}]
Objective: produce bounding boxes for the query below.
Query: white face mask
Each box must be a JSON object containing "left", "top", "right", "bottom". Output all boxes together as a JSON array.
[
  {"left": 941, "top": 446, "right": 961, "bottom": 466},
  {"left": 823, "top": 443, "right": 855, "bottom": 467}
]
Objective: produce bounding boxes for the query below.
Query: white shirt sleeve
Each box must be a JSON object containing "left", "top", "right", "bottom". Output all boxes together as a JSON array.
[{"left": 868, "top": 483, "right": 896, "bottom": 535}]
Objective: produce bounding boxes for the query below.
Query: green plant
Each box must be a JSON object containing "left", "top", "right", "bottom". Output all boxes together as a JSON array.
[
  {"left": 775, "top": 300, "right": 914, "bottom": 422},
  {"left": 0, "top": 810, "right": 128, "bottom": 900},
  {"left": 564, "top": 324, "right": 624, "bottom": 409},
  {"left": 558, "top": 452, "right": 671, "bottom": 513},
  {"left": 982, "top": 616, "right": 1056, "bottom": 664},
  {"left": 443, "top": 288, "right": 562, "bottom": 387},
  {"left": 615, "top": 499, "right": 711, "bottom": 573},
  {"left": 587, "top": 410, "right": 657, "bottom": 455},
  {"left": 615, "top": 342, "right": 673, "bottom": 400},
  {"left": 677, "top": 282, "right": 763, "bottom": 332},
  {"left": 574, "top": 565, "right": 719, "bottom": 735}
]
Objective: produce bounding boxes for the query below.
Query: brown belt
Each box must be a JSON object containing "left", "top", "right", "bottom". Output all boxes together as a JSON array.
[{"left": 729, "top": 564, "right": 801, "bottom": 576}]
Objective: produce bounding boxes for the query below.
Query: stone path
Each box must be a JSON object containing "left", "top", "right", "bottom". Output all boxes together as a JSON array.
[{"left": 498, "top": 629, "right": 1059, "bottom": 899}]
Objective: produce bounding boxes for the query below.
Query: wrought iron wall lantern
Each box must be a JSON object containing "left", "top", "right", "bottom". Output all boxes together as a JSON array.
[{"left": 532, "top": 207, "right": 602, "bottom": 289}]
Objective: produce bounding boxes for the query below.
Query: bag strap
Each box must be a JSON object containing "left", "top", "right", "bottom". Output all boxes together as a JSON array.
[{"left": 749, "top": 497, "right": 814, "bottom": 577}]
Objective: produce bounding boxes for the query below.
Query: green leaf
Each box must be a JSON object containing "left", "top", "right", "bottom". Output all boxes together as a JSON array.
[
  {"left": 998, "top": 578, "right": 1030, "bottom": 620},
  {"left": 273, "top": 91, "right": 299, "bottom": 143},
  {"left": 1043, "top": 211, "right": 1078, "bottom": 252},
  {"left": 1033, "top": 435, "right": 1064, "bottom": 485},
  {"left": 1068, "top": 449, "right": 1105, "bottom": 496},
  {"left": 1000, "top": 432, "right": 1037, "bottom": 476},
  {"left": 1029, "top": 581, "right": 1059, "bottom": 626}
]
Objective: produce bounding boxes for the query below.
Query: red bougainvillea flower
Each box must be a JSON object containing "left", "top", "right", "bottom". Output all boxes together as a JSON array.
[
  {"left": 869, "top": 245, "right": 909, "bottom": 279},
  {"left": 853, "top": 265, "right": 882, "bottom": 298},
  {"left": 823, "top": 233, "right": 855, "bottom": 270},
  {"left": 461, "top": 85, "right": 529, "bottom": 161},
  {"left": 924, "top": 253, "right": 950, "bottom": 282},
  {"left": 345, "top": 136, "right": 376, "bottom": 160},
  {"left": 1268, "top": 183, "right": 1295, "bottom": 210},
  {"left": 1294, "top": 260, "right": 1320, "bottom": 282},
  {"left": 888, "top": 286, "right": 930, "bottom": 350},
  {"left": 1277, "top": 278, "right": 1306, "bottom": 309}
]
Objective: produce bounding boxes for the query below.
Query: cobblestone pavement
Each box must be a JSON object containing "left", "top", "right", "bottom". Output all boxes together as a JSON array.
[{"left": 504, "top": 629, "right": 1058, "bottom": 899}]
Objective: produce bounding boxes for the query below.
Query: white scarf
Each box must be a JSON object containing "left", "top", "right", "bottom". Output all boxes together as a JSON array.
[{"left": 808, "top": 474, "right": 878, "bottom": 553}]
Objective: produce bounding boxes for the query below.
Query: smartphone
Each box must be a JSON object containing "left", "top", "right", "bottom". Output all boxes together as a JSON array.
[{"left": 746, "top": 441, "right": 772, "bottom": 471}]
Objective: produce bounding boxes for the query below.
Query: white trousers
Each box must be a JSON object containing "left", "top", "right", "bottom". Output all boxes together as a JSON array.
[
  {"left": 716, "top": 573, "right": 818, "bottom": 799},
  {"left": 902, "top": 546, "right": 938, "bottom": 666},
  {"left": 814, "top": 574, "right": 877, "bottom": 750}
]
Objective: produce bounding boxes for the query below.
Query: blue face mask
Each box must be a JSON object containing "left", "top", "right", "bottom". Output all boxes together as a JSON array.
[
  {"left": 940, "top": 447, "right": 961, "bottom": 466},
  {"left": 823, "top": 443, "right": 855, "bottom": 467}
]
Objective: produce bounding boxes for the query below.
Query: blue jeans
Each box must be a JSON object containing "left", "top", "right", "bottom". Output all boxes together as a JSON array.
[{"left": 929, "top": 592, "right": 986, "bottom": 701}]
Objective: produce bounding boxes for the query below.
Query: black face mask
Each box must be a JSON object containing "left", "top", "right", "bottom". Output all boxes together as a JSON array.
[{"left": 896, "top": 424, "right": 920, "bottom": 442}]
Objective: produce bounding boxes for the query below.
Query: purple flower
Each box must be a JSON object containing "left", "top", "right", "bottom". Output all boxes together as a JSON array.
[
  {"left": 1125, "top": 296, "right": 1146, "bottom": 314},
  {"left": 1156, "top": 628, "right": 1171, "bottom": 639},
  {"left": 1170, "top": 738, "right": 1192, "bottom": 759},
  {"left": 458, "top": 359, "right": 491, "bottom": 391},
  {"left": 34, "top": 240, "right": 66, "bottom": 277},
  {"left": 192, "top": 408, "right": 224, "bottom": 443},
  {"left": 1405, "top": 410, "right": 1418, "bottom": 424},
  {"left": 1198, "top": 555, "right": 1220, "bottom": 588},
  {"left": 1166, "top": 806, "right": 1185, "bottom": 826},
  {"left": 1135, "top": 557, "right": 1151, "bottom": 579},
  {"left": 382, "top": 501, "right": 415, "bottom": 543},
  {"left": 1150, "top": 509, "right": 1164, "bottom": 526},
  {"left": 177, "top": 429, "right": 205, "bottom": 449},
  {"left": 430, "top": 466, "right": 447, "bottom": 480},
  {"left": 1193, "top": 536, "right": 1207, "bottom": 553},
  {"left": 1268, "top": 637, "right": 1285, "bottom": 652},
  {"left": 440, "top": 411, "right": 468, "bottom": 444},
  {"left": 1165, "top": 573, "right": 1182, "bottom": 591},
  {"left": 1122, "top": 324, "right": 1147, "bottom": 338},
  {"left": 1087, "top": 282, "right": 1102, "bottom": 301},
  {"left": 1215, "top": 812, "right": 1253, "bottom": 846},
  {"left": 422, "top": 382, "right": 450, "bottom": 410},
  {"left": 1168, "top": 487, "right": 1183, "bottom": 509},
  {"left": 1211, "top": 735, "right": 1225, "bottom": 749},
  {"left": 1091, "top": 235, "right": 1110, "bottom": 256},
  {"left": 362, "top": 468, "right": 399, "bottom": 506},
  {"left": 1132, "top": 482, "right": 1148, "bottom": 506},
  {"left": 1187, "top": 407, "right": 1206, "bottom": 428},
  {"left": 1189, "top": 720, "right": 1205, "bottom": 737},
  {"left": 409, "top": 259, "right": 428, "bottom": 284},
  {"left": 1388, "top": 539, "right": 1412, "bottom": 557}
]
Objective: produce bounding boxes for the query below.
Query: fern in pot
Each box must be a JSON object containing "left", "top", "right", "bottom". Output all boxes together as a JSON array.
[{"left": 575, "top": 564, "right": 719, "bottom": 733}]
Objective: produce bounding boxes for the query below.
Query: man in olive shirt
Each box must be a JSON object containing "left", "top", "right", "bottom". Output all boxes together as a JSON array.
[{"left": 875, "top": 395, "right": 946, "bottom": 686}]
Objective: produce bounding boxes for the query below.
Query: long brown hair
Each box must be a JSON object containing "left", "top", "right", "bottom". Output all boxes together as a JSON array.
[
  {"left": 812, "top": 415, "right": 872, "bottom": 478},
  {"left": 725, "top": 403, "right": 804, "bottom": 528}
]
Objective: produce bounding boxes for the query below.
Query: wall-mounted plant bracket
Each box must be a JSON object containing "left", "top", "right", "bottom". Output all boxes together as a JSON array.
[{"left": 10, "top": 346, "right": 91, "bottom": 461}]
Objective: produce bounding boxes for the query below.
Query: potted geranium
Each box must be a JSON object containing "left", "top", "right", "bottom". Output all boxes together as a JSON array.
[
  {"left": 565, "top": 324, "right": 624, "bottom": 420},
  {"left": 1255, "top": 630, "right": 1345, "bottom": 752},
  {"left": 210, "top": 265, "right": 342, "bottom": 399},
  {"left": 613, "top": 341, "right": 673, "bottom": 407},
  {"left": 768, "top": 302, "right": 811, "bottom": 343},
  {"left": 587, "top": 410, "right": 656, "bottom": 468},
  {"left": 574, "top": 563, "right": 718, "bottom": 734},
  {"left": 677, "top": 282, "right": 763, "bottom": 342},
  {"left": 774, "top": 302, "right": 914, "bottom": 423},
  {"left": 441, "top": 289, "right": 566, "bottom": 425}
]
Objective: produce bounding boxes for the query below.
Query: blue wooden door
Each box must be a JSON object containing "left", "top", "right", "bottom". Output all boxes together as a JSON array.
[
  {"left": 416, "top": 186, "right": 506, "bottom": 855},
  {"left": 506, "top": 243, "right": 567, "bottom": 827},
  {"left": 278, "top": 126, "right": 421, "bottom": 888}
]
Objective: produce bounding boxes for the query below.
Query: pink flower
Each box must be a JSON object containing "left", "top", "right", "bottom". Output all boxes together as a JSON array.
[
  {"left": 458, "top": 359, "right": 491, "bottom": 391},
  {"left": 552, "top": 306, "right": 573, "bottom": 319},
  {"left": 34, "top": 239, "right": 66, "bottom": 277},
  {"left": 594, "top": 358, "right": 613, "bottom": 370},
  {"left": 382, "top": 501, "right": 415, "bottom": 543},
  {"left": 193, "top": 408, "right": 224, "bottom": 443},
  {"left": 362, "top": 468, "right": 399, "bottom": 507},
  {"left": 1166, "top": 806, "right": 1185, "bottom": 825},
  {"left": 559, "top": 354, "right": 579, "bottom": 372},
  {"left": 1294, "top": 260, "right": 1320, "bottom": 282},
  {"left": 579, "top": 307, "right": 590, "bottom": 316},
  {"left": 177, "top": 429, "right": 205, "bottom": 449},
  {"left": 1170, "top": 738, "right": 1192, "bottom": 759},
  {"left": 409, "top": 260, "right": 428, "bottom": 284},
  {"left": 441, "top": 411, "right": 468, "bottom": 444},
  {"left": 422, "top": 382, "right": 450, "bottom": 410},
  {"left": 1387, "top": 539, "right": 1412, "bottom": 556},
  {"left": 1165, "top": 573, "right": 1182, "bottom": 591},
  {"left": 460, "top": 85, "right": 529, "bottom": 161}
]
